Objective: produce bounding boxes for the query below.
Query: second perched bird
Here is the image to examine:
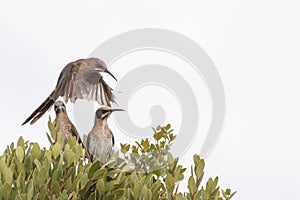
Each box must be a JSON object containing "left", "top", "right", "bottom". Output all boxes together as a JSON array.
[
  {"left": 87, "top": 107, "right": 124, "bottom": 163},
  {"left": 53, "top": 101, "right": 83, "bottom": 146},
  {"left": 22, "top": 58, "right": 117, "bottom": 125}
]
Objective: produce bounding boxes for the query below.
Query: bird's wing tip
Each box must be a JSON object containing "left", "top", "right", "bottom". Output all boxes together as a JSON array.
[{"left": 21, "top": 119, "right": 29, "bottom": 126}]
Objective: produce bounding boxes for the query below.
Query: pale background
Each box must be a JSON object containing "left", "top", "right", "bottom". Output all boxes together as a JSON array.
[{"left": 0, "top": 1, "right": 299, "bottom": 199}]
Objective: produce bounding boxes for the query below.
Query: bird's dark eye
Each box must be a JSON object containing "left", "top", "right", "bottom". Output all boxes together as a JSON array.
[
  {"left": 54, "top": 105, "right": 58, "bottom": 111},
  {"left": 101, "top": 110, "right": 108, "bottom": 116},
  {"left": 96, "top": 110, "right": 103, "bottom": 118},
  {"left": 101, "top": 111, "right": 110, "bottom": 119}
]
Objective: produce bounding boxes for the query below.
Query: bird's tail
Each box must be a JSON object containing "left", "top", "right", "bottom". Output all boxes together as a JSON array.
[{"left": 22, "top": 91, "right": 56, "bottom": 125}]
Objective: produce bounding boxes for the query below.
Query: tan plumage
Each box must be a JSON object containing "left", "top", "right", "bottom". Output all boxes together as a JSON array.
[
  {"left": 87, "top": 107, "right": 124, "bottom": 163},
  {"left": 53, "top": 101, "right": 83, "bottom": 145},
  {"left": 22, "top": 58, "right": 117, "bottom": 125}
]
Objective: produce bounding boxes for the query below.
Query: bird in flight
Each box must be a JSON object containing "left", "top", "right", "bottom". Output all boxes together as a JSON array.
[
  {"left": 87, "top": 107, "right": 124, "bottom": 163},
  {"left": 22, "top": 58, "right": 117, "bottom": 125}
]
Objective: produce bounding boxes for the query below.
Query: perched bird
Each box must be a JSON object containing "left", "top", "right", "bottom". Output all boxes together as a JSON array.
[
  {"left": 22, "top": 58, "right": 117, "bottom": 125},
  {"left": 87, "top": 107, "right": 124, "bottom": 163},
  {"left": 53, "top": 101, "right": 83, "bottom": 145}
]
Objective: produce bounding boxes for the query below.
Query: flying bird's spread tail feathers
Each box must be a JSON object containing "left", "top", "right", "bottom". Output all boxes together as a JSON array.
[{"left": 22, "top": 91, "right": 56, "bottom": 125}]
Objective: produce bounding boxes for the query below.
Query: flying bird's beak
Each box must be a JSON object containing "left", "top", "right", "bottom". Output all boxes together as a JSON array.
[
  {"left": 105, "top": 69, "right": 118, "bottom": 81},
  {"left": 110, "top": 108, "right": 125, "bottom": 112}
]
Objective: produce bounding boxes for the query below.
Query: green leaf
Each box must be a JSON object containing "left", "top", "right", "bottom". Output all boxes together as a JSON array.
[
  {"left": 154, "top": 131, "right": 164, "bottom": 141},
  {"left": 17, "top": 136, "right": 25, "bottom": 148},
  {"left": 46, "top": 132, "right": 53, "bottom": 145},
  {"left": 230, "top": 191, "right": 237, "bottom": 199},
  {"left": 1, "top": 182, "right": 11, "bottom": 199},
  {"left": 92, "top": 168, "right": 106, "bottom": 180},
  {"left": 88, "top": 161, "right": 101, "bottom": 178},
  {"left": 169, "top": 133, "right": 176, "bottom": 141},
  {"left": 226, "top": 188, "right": 231, "bottom": 195},
  {"left": 174, "top": 165, "right": 185, "bottom": 182},
  {"left": 38, "top": 167, "right": 48, "bottom": 186},
  {"left": 52, "top": 181, "right": 61, "bottom": 196},
  {"left": 52, "top": 143, "right": 62, "bottom": 159},
  {"left": 96, "top": 179, "right": 105, "bottom": 196},
  {"left": 194, "top": 155, "right": 205, "bottom": 179},
  {"left": 194, "top": 191, "right": 202, "bottom": 199},
  {"left": 24, "top": 157, "right": 33, "bottom": 173},
  {"left": 16, "top": 172, "right": 25, "bottom": 190},
  {"left": 188, "top": 176, "right": 197, "bottom": 194},
  {"left": 167, "top": 152, "right": 174, "bottom": 166},
  {"left": 16, "top": 146, "right": 24, "bottom": 162},
  {"left": 133, "top": 176, "right": 145, "bottom": 199},
  {"left": 166, "top": 124, "right": 171, "bottom": 130},
  {"left": 121, "top": 164, "right": 134, "bottom": 173},
  {"left": 64, "top": 144, "right": 75, "bottom": 166},
  {"left": 34, "top": 159, "right": 41, "bottom": 171},
  {"left": 56, "top": 134, "right": 65, "bottom": 146},
  {"left": 48, "top": 116, "right": 58, "bottom": 139},
  {"left": 31, "top": 143, "right": 41, "bottom": 159},
  {"left": 2, "top": 168, "right": 13, "bottom": 185},
  {"left": 121, "top": 144, "right": 130, "bottom": 154},
  {"left": 165, "top": 173, "right": 175, "bottom": 193},
  {"left": 9, "top": 142, "right": 14, "bottom": 152},
  {"left": 26, "top": 180, "right": 34, "bottom": 199},
  {"left": 141, "top": 185, "right": 152, "bottom": 199},
  {"left": 212, "top": 176, "right": 218, "bottom": 190},
  {"left": 193, "top": 154, "right": 200, "bottom": 164},
  {"left": 156, "top": 125, "right": 162, "bottom": 131}
]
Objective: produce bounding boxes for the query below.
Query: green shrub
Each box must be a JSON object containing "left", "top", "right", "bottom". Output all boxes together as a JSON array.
[{"left": 0, "top": 119, "right": 236, "bottom": 200}]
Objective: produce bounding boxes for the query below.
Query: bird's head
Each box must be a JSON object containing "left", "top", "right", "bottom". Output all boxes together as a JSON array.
[
  {"left": 88, "top": 57, "right": 117, "bottom": 81},
  {"left": 54, "top": 101, "right": 66, "bottom": 114},
  {"left": 95, "top": 107, "right": 124, "bottom": 120}
]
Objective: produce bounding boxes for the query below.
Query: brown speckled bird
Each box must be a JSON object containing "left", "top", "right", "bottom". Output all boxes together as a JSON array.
[
  {"left": 87, "top": 107, "right": 124, "bottom": 163},
  {"left": 53, "top": 101, "right": 83, "bottom": 145},
  {"left": 22, "top": 58, "right": 117, "bottom": 125}
]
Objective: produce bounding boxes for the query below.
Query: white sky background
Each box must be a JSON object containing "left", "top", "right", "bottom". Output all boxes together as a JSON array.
[{"left": 0, "top": 0, "right": 299, "bottom": 199}]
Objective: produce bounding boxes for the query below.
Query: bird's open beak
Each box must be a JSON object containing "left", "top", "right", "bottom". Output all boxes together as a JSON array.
[{"left": 105, "top": 69, "right": 117, "bottom": 81}]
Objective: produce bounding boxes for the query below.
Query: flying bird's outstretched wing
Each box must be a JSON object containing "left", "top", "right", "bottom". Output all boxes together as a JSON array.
[{"left": 70, "top": 61, "right": 115, "bottom": 106}]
